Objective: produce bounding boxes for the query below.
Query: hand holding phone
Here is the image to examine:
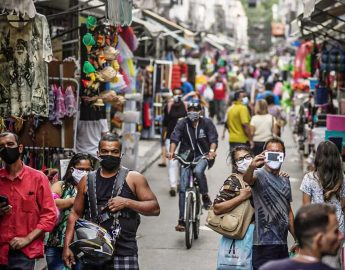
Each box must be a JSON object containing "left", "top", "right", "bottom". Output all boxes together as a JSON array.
[{"left": 0, "top": 195, "right": 11, "bottom": 217}]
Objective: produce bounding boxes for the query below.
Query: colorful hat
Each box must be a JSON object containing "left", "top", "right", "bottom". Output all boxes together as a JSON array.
[
  {"left": 86, "top": 16, "right": 97, "bottom": 30},
  {"left": 83, "top": 61, "right": 96, "bottom": 74},
  {"left": 82, "top": 33, "right": 96, "bottom": 53}
]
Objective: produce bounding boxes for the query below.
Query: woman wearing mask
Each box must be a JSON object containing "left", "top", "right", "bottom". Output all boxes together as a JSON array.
[
  {"left": 45, "top": 153, "right": 93, "bottom": 270},
  {"left": 300, "top": 141, "right": 345, "bottom": 269},
  {"left": 250, "top": 100, "right": 279, "bottom": 156},
  {"left": 213, "top": 146, "right": 254, "bottom": 269},
  {"left": 162, "top": 88, "right": 187, "bottom": 196}
]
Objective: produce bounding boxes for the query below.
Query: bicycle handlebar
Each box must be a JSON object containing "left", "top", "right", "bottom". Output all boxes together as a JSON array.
[{"left": 174, "top": 154, "right": 208, "bottom": 166}]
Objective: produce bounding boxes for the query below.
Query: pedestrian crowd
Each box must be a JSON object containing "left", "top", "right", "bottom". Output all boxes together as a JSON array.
[{"left": 0, "top": 59, "right": 344, "bottom": 270}]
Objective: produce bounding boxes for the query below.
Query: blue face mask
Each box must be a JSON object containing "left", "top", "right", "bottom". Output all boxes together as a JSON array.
[{"left": 242, "top": 97, "right": 249, "bottom": 105}]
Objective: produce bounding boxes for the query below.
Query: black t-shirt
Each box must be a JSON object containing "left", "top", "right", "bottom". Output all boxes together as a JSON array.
[
  {"left": 162, "top": 101, "right": 187, "bottom": 138},
  {"left": 260, "top": 258, "right": 335, "bottom": 270}
]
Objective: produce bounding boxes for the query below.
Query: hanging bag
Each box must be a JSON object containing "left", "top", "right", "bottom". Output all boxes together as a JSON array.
[
  {"left": 216, "top": 224, "right": 254, "bottom": 270},
  {"left": 206, "top": 173, "right": 254, "bottom": 239}
]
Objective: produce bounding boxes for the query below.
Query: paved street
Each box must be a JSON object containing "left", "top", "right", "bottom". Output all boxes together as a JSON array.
[{"left": 137, "top": 124, "right": 305, "bottom": 270}]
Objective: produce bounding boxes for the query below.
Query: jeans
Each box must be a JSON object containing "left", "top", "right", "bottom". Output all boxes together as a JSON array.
[
  {"left": 0, "top": 250, "right": 35, "bottom": 270},
  {"left": 252, "top": 244, "right": 288, "bottom": 270},
  {"left": 45, "top": 247, "right": 64, "bottom": 270},
  {"left": 214, "top": 100, "right": 226, "bottom": 123},
  {"left": 178, "top": 158, "right": 208, "bottom": 220},
  {"left": 253, "top": 141, "right": 265, "bottom": 156},
  {"left": 165, "top": 139, "right": 179, "bottom": 188}
]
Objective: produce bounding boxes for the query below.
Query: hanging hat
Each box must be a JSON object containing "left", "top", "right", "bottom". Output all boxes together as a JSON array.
[
  {"left": 86, "top": 16, "right": 97, "bottom": 31},
  {"left": 99, "top": 66, "right": 117, "bottom": 82},
  {"left": 93, "top": 98, "right": 105, "bottom": 107},
  {"left": 104, "top": 46, "right": 119, "bottom": 61},
  {"left": 83, "top": 61, "right": 96, "bottom": 74},
  {"left": 82, "top": 33, "right": 96, "bottom": 53}
]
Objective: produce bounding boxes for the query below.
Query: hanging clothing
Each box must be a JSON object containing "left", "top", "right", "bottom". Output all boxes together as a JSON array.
[
  {"left": 0, "top": 13, "right": 52, "bottom": 117},
  {"left": 107, "top": 0, "right": 133, "bottom": 26},
  {"left": 0, "top": 0, "right": 36, "bottom": 18}
]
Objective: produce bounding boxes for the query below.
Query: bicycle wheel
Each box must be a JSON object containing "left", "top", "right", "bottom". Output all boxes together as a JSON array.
[
  {"left": 193, "top": 193, "right": 201, "bottom": 240},
  {"left": 185, "top": 193, "right": 194, "bottom": 249}
]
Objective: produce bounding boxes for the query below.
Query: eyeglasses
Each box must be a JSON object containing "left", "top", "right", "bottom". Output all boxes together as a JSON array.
[{"left": 235, "top": 154, "right": 252, "bottom": 164}]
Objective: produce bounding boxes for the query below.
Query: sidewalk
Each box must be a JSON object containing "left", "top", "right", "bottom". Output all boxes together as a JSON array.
[{"left": 137, "top": 139, "right": 162, "bottom": 173}]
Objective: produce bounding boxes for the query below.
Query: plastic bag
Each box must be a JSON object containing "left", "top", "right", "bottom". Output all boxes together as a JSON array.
[
  {"left": 204, "top": 86, "right": 214, "bottom": 101},
  {"left": 217, "top": 224, "right": 254, "bottom": 270}
]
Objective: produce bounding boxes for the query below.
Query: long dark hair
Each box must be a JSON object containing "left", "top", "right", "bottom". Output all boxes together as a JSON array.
[
  {"left": 314, "top": 141, "right": 343, "bottom": 201},
  {"left": 63, "top": 153, "right": 94, "bottom": 187}
]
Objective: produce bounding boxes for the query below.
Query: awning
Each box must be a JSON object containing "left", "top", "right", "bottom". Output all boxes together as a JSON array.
[
  {"left": 132, "top": 17, "right": 165, "bottom": 38},
  {"left": 289, "top": 1, "right": 345, "bottom": 40},
  {"left": 142, "top": 9, "right": 196, "bottom": 38},
  {"left": 204, "top": 36, "right": 225, "bottom": 50},
  {"left": 202, "top": 34, "right": 236, "bottom": 50}
]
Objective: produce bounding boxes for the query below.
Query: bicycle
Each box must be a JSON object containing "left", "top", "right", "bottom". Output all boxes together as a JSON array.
[{"left": 175, "top": 154, "right": 206, "bottom": 249}]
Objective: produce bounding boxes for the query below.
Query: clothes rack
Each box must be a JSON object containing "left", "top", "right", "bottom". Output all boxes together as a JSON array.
[{"left": 49, "top": 76, "right": 80, "bottom": 152}]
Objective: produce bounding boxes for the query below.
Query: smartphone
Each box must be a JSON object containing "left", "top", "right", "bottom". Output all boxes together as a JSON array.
[
  {"left": 265, "top": 152, "right": 284, "bottom": 162},
  {"left": 0, "top": 195, "right": 8, "bottom": 206}
]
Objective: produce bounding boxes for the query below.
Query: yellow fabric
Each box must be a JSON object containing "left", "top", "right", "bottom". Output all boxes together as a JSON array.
[{"left": 226, "top": 101, "right": 251, "bottom": 143}]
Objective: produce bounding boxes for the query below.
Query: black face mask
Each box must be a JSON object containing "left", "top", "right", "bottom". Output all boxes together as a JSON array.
[
  {"left": 0, "top": 147, "right": 20, "bottom": 165},
  {"left": 99, "top": 155, "right": 121, "bottom": 171}
]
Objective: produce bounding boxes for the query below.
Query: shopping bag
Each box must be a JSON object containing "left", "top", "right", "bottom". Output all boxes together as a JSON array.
[{"left": 216, "top": 224, "right": 254, "bottom": 270}]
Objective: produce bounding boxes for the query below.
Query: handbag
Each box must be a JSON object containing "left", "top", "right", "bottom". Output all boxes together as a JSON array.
[
  {"left": 206, "top": 174, "right": 254, "bottom": 239},
  {"left": 217, "top": 224, "right": 254, "bottom": 270}
]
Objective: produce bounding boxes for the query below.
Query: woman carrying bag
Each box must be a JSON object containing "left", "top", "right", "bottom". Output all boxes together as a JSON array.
[{"left": 212, "top": 146, "right": 255, "bottom": 270}]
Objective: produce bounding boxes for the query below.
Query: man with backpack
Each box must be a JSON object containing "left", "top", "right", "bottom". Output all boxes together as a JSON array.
[{"left": 63, "top": 133, "right": 160, "bottom": 269}]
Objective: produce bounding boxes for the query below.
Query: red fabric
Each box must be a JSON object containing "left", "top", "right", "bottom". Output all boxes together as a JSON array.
[
  {"left": 180, "top": 63, "right": 188, "bottom": 76},
  {"left": 213, "top": 82, "right": 226, "bottom": 100},
  {"left": 143, "top": 102, "right": 151, "bottom": 128},
  {"left": 0, "top": 165, "right": 57, "bottom": 265},
  {"left": 171, "top": 64, "right": 182, "bottom": 89},
  {"left": 293, "top": 41, "right": 312, "bottom": 80}
]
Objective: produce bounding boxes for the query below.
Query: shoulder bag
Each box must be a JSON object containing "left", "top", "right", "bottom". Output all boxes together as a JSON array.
[{"left": 206, "top": 173, "right": 254, "bottom": 239}]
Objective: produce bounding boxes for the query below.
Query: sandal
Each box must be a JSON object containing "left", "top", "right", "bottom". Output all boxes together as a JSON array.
[{"left": 175, "top": 220, "right": 185, "bottom": 232}]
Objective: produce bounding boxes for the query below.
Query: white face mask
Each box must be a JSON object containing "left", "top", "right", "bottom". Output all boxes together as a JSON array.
[
  {"left": 72, "top": 168, "right": 88, "bottom": 183},
  {"left": 242, "top": 97, "right": 249, "bottom": 105},
  {"left": 236, "top": 158, "right": 253, "bottom": 173},
  {"left": 266, "top": 160, "right": 283, "bottom": 170}
]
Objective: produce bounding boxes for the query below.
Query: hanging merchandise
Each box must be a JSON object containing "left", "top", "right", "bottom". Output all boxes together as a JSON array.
[
  {"left": 0, "top": 13, "right": 52, "bottom": 117},
  {"left": 0, "top": 0, "right": 36, "bottom": 18},
  {"left": 107, "top": 0, "right": 133, "bottom": 27}
]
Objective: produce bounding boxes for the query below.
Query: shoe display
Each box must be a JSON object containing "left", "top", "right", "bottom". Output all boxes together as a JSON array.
[
  {"left": 169, "top": 188, "right": 176, "bottom": 197},
  {"left": 202, "top": 194, "right": 212, "bottom": 210}
]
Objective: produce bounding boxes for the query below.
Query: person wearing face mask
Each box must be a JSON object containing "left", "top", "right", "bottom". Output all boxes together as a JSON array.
[
  {"left": 168, "top": 102, "right": 218, "bottom": 231},
  {"left": 0, "top": 132, "right": 57, "bottom": 270},
  {"left": 222, "top": 90, "right": 253, "bottom": 151},
  {"left": 63, "top": 133, "right": 160, "bottom": 270},
  {"left": 260, "top": 204, "right": 342, "bottom": 270},
  {"left": 181, "top": 74, "right": 194, "bottom": 96},
  {"left": 243, "top": 138, "right": 296, "bottom": 270},
  {"left": 45, "top": 153, "right": 93, "bottom": 270},
  {"left": 211, "top": 74, "right": 229, "bottom": 124},
  {"left": 162, "top": 88, "right": 187, "bottom": 196},
  {"left": 213, "top": 146, "right": 255, "bottom": 269}
]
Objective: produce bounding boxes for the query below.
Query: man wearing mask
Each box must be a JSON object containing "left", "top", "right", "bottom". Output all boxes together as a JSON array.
[
  {"left": 212, "top": 74, "right": 229, "bottom": 124},
  {"left": 243, "top": 138, "right": 296, "bottom": 270},
  {"left": 162, "top": 88, "right": 187, "bottom": 196},
  {"left": 260, "top": 203, "right": 342, "bottom": 270},
  {"left": 181, "top": 75, "right": 194, "bottom": 96},
  {"left": 168, "top": 102, "right": 218, "bottom": 231},
  {"left": 223, "top": 90, "right": 252, "bottom": 150},
  {"left": 0, "top": 132, "right": 57, "bottom": 270},
  {"left": 63, "top": 133, "right": 160, "bottom": 269}
]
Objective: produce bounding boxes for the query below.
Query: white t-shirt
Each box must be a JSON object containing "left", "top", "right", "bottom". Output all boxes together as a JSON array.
[
  {"left": 250, "top": 114, "right": 275, "bottom": 142},
  {"left": 76, "top": 119, "right": 109, "bottom": 157}
]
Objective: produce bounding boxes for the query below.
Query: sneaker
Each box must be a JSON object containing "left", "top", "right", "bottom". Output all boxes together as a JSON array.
[
  {"left": 202, "top": 194, "right": 212, "bottom": 210},
  {"left": 175, "top": 220, "right": 185, "bottom": 232},
  {"left": 169, "top": 188, "right": 176, "bottom": 197}
]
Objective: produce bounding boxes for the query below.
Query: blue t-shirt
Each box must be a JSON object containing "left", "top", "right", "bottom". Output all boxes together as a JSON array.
[
  {"left": 181, "top": 81, "right": 194, "bottom": 95},
  {"left": 260, "top": 258, "right": 334, "bottom": 270},
  {"left": 256, "top": 91, "right": 280, "bottom": 105},
  {"left": 252, "top": 167, "right": 292, "bottom": 245}
]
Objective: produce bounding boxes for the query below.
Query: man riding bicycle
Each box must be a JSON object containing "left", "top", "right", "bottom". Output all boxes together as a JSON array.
[{"left": 167, "top": 102, "right": 218, "bottom": 231}]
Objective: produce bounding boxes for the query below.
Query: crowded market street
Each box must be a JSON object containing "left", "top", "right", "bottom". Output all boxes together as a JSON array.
[{"left": 137, "top": 125, "right": 304, "bottom": 270}]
